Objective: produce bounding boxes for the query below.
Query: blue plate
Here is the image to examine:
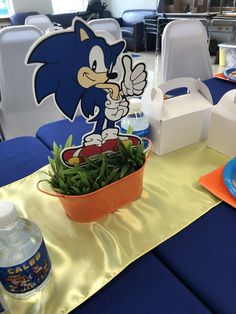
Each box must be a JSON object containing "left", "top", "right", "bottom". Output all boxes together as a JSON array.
[
  {"left": 224, "top": 67, "right": 236, "bottom": 81},
  {"left": 223, "top": 157, "right": 236, "bottom": 198}
]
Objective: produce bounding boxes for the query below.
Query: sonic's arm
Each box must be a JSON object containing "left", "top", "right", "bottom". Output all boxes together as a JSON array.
[
  {"left": 105, "top": 93, "right": 128, "bottom": 122},
  {"left": 94, "top": 84, "right": 128, "bottom": 122},
  {"left": 81, "top": 87, "right": 107, "bottom": 119}
]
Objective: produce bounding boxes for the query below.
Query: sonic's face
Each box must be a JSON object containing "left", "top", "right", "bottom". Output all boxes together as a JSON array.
[
  {"left": 77, "top": 28, "right": 123, "bottom": 89},
  {"left": 78, "top": 45, "right": 112, "bottom": 88}
]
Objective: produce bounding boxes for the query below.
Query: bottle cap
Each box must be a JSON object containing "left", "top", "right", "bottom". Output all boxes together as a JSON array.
[
  {"left": 0, "top": 202, "right": 18, "bottom": 228},
  {"left": 129, "top": 98, "right": 142, "bottom": 114}
]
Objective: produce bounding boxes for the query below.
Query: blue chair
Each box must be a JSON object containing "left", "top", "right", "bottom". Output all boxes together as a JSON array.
[
  {"left": 9, "top": 11, "right": 39, "bottom": 25},
  {"left": 47, "top": 13, "right": 77, "bottom": 29},
  {"left": 0, "top": 136, "right": 50, "bottom": 187},
  {"left": 36, "top": 115, "right": 93, "bottom": 150}
]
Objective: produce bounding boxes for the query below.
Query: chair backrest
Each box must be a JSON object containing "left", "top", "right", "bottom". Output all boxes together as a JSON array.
[
  {"left": 161, "top": 19, "right": 213, "bottom": 82},
  {"left": 95, "top": 29, "right": 116, "bottom": 43},
  {"left": 47, "top": 13, "right": 77, "bottom": 29},
  {"left": 0, "top": 26, "right": 62, "bottom": 140},
  {"left": 121, "top": 10, "right": 156, "bottom": 26},
  {"left": 88, "top": 18, "right": 122, "bottom": 41},
  {"left": 10, "top": 12, "right": 39, "bottom": 25},
  {"left": 25, "top": 15, "right": 54, "bottom": 33}
]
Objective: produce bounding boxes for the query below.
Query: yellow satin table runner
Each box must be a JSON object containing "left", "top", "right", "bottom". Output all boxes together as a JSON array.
[{"left": 0, "top": 141, "right": 229, "bottom": 314}]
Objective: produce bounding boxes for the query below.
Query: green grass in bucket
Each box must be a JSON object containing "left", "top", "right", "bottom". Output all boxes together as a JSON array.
[{"left": 45, "top": 135, "right": 146, "bottom": 196}]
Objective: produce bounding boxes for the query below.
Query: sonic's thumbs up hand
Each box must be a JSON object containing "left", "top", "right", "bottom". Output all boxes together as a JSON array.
[{"left": 121, "top": 55, "right": 147, "bottom": 97}]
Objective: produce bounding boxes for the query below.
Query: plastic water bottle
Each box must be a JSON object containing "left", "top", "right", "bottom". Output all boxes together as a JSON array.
[
  {"left": 0, "top": 202, "right": 51, "bottom": 298},
  {"left": 0, "top": 293, "right": 7, "bottom": 313},
  {"left": 120, "top": 98, "right": 150, "bottom": 138}
]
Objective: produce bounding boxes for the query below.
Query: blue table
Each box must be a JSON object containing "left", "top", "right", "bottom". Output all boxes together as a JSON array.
[
  {"left": 36, "top": 77, "right": 236, "bottom": 313},
  {"left": 1, "top": 77, "right": 236, "bottom": 313},
  {"left": 0, "top": 140, "right": 210, "bottom": 313}
]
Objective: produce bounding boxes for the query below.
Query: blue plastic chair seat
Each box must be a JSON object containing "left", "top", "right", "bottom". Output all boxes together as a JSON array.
[
  {"left": 0, "top": 136, "right": 50, "bottom": 187},
  {"left": 36, "top": 115, "right": 93, "bottom": 150}
]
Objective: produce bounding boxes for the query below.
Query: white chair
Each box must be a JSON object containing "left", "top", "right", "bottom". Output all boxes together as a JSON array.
[
  {"left": 0, "top": 26, "right": 62, "bottom": 140},
  {"left": 25, "top": 15, "right": 54, "bottom": 34},
  {"left": 95, "top": 29, "right": 116, "bottom": 43},
  {"left": 161, "top": 19, "right": 213, "bottom": 82},
  {"left": 88, "top": 18, "right": 122, "bottom": 41}
]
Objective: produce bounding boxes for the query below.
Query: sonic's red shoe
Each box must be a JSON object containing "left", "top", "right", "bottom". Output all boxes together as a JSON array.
[
  {"left": 61, "top": 135, "right": 142, "bottom": 167},
  {"left": 101, "top": 134, "right": 142, "bottom": 153},
  {"left": 61, "top": 145, "right": 102, "bottom": 167},
  {"left": 119, "top": 134, "right": 141, "bottom": 146}
]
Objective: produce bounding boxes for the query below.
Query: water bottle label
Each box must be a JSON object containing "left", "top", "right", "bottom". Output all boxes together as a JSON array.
[
  {"left": 0, "top": 239, "right": 51, "bottom": 294},
  {"left": 120, "top": 126, "right": 149, "bottom": 138}
]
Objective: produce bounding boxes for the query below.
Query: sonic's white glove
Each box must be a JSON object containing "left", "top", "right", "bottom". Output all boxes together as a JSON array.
[
  {"left": 121, "top": 55, "right": 147, "bottom": 97},
  {"left": 105, "top": 93, "right": 129, "bottom": 121}
]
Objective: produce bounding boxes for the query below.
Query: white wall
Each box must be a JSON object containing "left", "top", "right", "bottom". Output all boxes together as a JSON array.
[
  {"left": 11, "top": 0, "right": 157, "bottom": 16},
  {"left": 107, "top": 0, "right": 157, "bottom": 17},
  {"left": 11, "top": 0, "right": 53, "bottom": 14}
]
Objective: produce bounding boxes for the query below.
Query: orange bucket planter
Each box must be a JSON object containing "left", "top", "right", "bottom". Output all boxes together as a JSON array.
[
  {"left": 37, "top": 140, "right": 151, "bottom": 223},
  {"left": 37, "top": 162, "right": 146, "bottom": 223}
]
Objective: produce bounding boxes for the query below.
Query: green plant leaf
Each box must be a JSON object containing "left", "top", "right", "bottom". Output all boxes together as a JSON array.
[
  {"left": 79, "top": 171, "right": 90, "bottom": 187},
  {"left": 99, "top": 154, "right": 107, "bottom": 179},
  {"left": 45, "top": 134, "right": 146, "bottom": 196},
  {"left": 65, "top": 134, "right": 73, "bottom": 148},
  {"left": 127, "top": 124, "right": 133, "bottom": 134},
  {"left": 120, "top": 163, "right": 130, "bottom": 178},
  {"left": 105, "top": 168, "right": 120, "bottom": 184}
]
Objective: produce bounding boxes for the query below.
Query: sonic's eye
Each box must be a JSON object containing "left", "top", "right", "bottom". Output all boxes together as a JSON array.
[
  {"left": 89, "top": 46, "right": 106, "bottom": 73},
  {"left": 92, "top": 60, "right": 97, "bottom": 71}
]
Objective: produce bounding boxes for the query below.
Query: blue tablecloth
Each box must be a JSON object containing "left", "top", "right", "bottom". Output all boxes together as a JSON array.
[
  {"left": 154, "top": 202, "right": 236, "bottom": 314},
  {"left": 204, "top": 77, "right": 236, "bottom": 105},
  {"left": 72, "top": 253, "right": 211, "bottom": 314},
  {"left": 167, "top": 77, "right": 236, "bottom": 105}
]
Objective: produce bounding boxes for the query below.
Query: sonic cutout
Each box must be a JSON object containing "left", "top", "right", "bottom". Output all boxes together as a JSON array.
[{"left": 26, "top": 18, "right": 147, "bottom": 167}]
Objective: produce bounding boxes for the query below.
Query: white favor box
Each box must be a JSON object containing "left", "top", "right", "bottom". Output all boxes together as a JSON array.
[
  {"left": 142, "top": 77, "right": 213, "bottom": 156},
  {"left": 207, "top": 90, "right": 236, "bottom": 157}
]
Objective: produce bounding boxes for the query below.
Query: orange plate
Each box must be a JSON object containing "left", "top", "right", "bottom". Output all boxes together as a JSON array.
[
  {"left": 214, "top": 72, "right": 236, "bottom": 83},
  {"left": 199, "top": 166, "right": 236, "bottom": 208}
]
